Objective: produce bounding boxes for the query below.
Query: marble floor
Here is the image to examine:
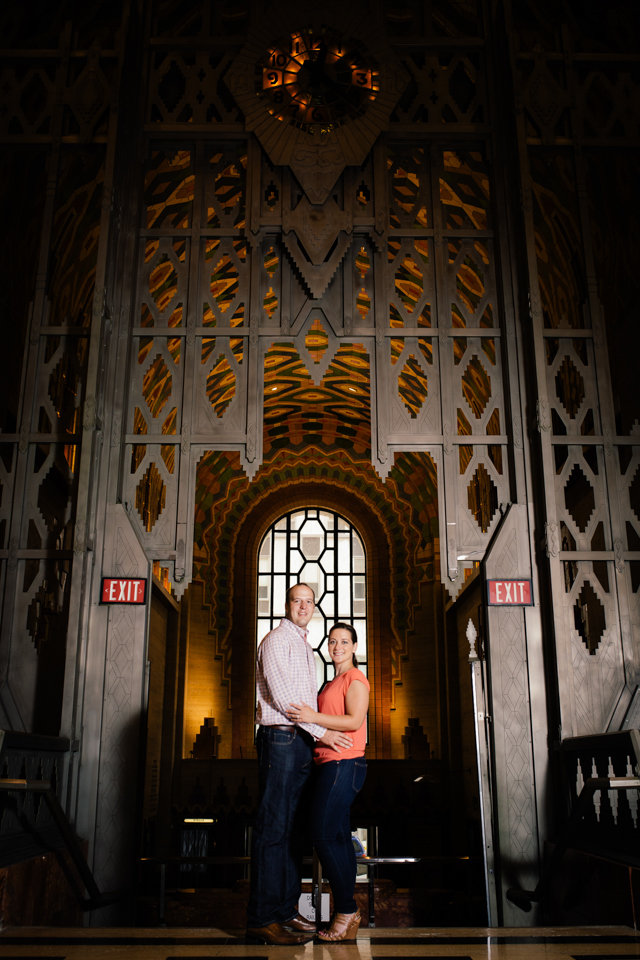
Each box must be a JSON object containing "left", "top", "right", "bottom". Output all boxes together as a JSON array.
[{"left": 0, "top": 927, "right": 638, "bottom": 960}]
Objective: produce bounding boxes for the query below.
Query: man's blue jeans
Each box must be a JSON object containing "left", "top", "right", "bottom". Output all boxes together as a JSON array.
[
  {"left": 247, "top": 726, "right": 314, "bottom": 928},
  {"left": 310, "top": 757, "right": 367, "bottom": 914}
]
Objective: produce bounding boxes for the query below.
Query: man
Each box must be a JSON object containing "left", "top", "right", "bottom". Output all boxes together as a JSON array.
[{"left": 246, "top": 582, "right": 353, "bottom": 945}]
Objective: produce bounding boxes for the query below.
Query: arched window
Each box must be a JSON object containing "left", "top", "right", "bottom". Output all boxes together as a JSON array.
[{"left": 257, "top": 508, "right": 367, "bottom": 688}]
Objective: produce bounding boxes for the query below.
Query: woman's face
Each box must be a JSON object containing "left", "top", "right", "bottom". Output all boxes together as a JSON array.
[{"left": 327, "top": 628, "right": 357, "bottom": 668}]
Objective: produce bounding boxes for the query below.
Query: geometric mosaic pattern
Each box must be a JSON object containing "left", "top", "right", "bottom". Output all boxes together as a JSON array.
[
  {"left": 119, "top": 119, "right": 510, "bottom": 607},
  {"left": 144, "top": 150, "right": 193, "bottom": 229},
  {"left": 383, "top": 140, "right": 506, "bottom": 585},
  {"left": 263, "top": 343, "right": 372, "bottom": 458},
  {"left": 440, "top": 149, "right": 491, "bottom": 231},
  {"left": 528, "top": 80, "right": 630, "bottom": 740}
]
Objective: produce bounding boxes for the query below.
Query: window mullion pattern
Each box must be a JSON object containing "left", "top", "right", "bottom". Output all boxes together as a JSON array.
[{"left": 257, "top": 509, "right": 367, "bottom": 691}]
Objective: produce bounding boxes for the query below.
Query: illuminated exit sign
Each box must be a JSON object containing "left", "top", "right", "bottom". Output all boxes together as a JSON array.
[
  {"left": 101, "top": 577, "right": 147, "bottom": 604},
  {"left": 487, "top": 579, "right": 533, "bottom": 606}
]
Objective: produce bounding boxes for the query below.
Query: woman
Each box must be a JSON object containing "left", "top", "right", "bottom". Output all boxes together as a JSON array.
[{"left": 287, "top": 622, "right": 369, "bottom": 942}]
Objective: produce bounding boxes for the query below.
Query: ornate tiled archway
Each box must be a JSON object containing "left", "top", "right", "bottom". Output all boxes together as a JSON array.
[{"left": 191, "top": 448, "right": 439, "bottom": 758}]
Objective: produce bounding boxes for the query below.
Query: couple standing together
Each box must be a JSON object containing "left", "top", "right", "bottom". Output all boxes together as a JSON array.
[{"left": 246, "top": 582, "right": 370, "bottom": 944}]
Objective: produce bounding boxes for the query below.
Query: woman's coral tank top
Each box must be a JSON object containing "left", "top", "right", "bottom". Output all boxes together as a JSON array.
[{"left": 313, "top": 667, "right": 370, "bottom": 764}]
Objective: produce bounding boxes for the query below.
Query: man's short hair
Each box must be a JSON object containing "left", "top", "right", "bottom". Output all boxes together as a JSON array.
[{"left": 285, "top": 582, "right": 315, "bottom": 605}]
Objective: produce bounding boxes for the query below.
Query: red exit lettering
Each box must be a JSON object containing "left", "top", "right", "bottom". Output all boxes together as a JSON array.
[
  {"left": 487, "top": 579, "right": 533, "bottom": 606},
  {"left": 101, "top": 577, "right": 147, "bottom": 604}
]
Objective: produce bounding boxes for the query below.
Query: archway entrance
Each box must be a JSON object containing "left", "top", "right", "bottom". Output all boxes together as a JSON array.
[{"left": 190, "top": 460, "right": 433, "bottom": 762}]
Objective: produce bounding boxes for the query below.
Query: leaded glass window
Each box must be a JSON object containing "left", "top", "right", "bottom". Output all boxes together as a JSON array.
[{"left": 257, "top": 509, "right": 367, "bottom": 689}]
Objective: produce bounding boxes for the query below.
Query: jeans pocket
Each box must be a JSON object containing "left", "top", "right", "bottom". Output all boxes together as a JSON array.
[
  {"left": 271, "top": 730, "right": 295, "bottom": 746},
  {"left": 352, "top": 759, "right": 367, "bottom": 793}
]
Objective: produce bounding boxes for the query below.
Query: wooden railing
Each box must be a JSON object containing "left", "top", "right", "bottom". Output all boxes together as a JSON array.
[
  {"left": 507, "top": 728, "right": 640, "bottom": 909},
  {"left": 0, "top": 729, "right": 123, "bottom": 911}
]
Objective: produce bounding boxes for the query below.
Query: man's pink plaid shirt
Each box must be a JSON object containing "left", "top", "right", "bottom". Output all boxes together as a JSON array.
[{"left": 256, "top": 617, "right": 326, "bottom": 740}]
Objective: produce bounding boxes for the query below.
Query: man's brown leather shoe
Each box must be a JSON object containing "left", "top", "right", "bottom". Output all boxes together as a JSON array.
[
  {"left": 246, "top": 922, "right": 307, "bottom": 945},
  {"left": 284, "top": 912, "right": 317, "bottom": 933}
]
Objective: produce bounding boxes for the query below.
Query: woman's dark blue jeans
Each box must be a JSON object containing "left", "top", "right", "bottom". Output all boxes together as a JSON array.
[
  {"left": 310, "top": 757, "right": 367, "bottom": 914},
  {"left": 247, "top": 726, "right": 314, "bottom": 928}
]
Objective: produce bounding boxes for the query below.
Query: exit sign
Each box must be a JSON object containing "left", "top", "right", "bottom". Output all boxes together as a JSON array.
[
  {"left": 487, "top": 579, "right": 533, "bottom": 606},
  {"left": 101, "top": 577, "right": 147, "bottom": 604}
]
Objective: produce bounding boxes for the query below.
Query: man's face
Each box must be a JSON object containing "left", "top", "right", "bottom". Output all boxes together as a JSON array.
[{"left": 285, "top": 584, "right": 315, "bottom": 628}]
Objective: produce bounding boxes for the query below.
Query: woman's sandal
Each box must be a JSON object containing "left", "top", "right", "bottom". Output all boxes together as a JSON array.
[{"left": 316, "top": 910, "right": 361, "bottom": 942}]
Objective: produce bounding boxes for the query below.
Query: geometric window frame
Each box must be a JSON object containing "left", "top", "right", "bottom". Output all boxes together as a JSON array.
[{"left": 256, "top": 507, "right": 367, "bottom": 690}]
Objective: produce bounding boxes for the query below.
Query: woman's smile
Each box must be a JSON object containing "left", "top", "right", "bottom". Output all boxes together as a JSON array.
[{"left": 327, "top": 628, "right": 357, "bottom": 674}]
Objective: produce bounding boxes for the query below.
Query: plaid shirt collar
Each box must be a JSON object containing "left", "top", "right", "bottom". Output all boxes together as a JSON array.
[{"left": 279, "top": 616, "right": 309, "bottom": 643}]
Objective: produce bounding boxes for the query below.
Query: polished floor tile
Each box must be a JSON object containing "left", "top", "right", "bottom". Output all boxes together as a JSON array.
[{"left": 0, "top": 927, "right": 638, "bottom": 960}]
